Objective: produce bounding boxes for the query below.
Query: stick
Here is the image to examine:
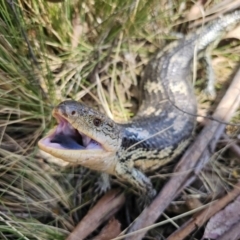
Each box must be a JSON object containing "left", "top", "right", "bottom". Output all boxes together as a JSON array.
[
  {"left": 168, "top": 181, "right": 240, "bottom": 239},
  {"left": 67, "top": 189, "right": 125, "bottom": 240}
]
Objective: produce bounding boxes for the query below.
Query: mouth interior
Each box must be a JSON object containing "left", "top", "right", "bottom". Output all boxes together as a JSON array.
[{"left": 41, "top": 114, "right": 102, "bottom": 150}]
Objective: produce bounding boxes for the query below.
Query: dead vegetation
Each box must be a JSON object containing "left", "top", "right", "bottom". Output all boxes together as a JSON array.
[{"left": 0, "top": 0, "right": 240, "bottom": 239}]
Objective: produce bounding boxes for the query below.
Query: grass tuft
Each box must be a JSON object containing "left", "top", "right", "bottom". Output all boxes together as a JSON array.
[{"left": 0, "top": 0, "right": 240, "bottom": 238}]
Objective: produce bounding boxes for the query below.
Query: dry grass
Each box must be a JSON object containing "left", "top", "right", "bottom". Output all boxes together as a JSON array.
[{"left": 0, "top": 0, "right": 240, "bottom": 239}]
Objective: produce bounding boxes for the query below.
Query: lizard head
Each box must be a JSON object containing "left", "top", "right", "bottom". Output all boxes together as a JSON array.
[{"left": 38, "top": 100, "right": 122, "bottom": 172}]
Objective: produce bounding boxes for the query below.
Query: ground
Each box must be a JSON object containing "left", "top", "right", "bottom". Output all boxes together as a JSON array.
[{"left": 0, "top": 0, "right": 240, "bottom": 239}]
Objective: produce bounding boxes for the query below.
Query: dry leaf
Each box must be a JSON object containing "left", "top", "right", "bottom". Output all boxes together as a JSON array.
[
  {"left": 224, "top": 25, "right": 240, "bottom": 40},
  {"left": 187, "top": 1, "right": 205, "bottom": 21},
  {"left": 203, "top": 194, "right": 240, "bottom": 239},
  {"left": 91, "top": 218, "right": 121, "bottom": 240}
]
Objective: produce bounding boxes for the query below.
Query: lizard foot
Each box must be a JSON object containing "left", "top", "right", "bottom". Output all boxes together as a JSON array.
[
  {"left": 94, "top": 173, "right": 111, "bottom": 194},
  {"left": 137, "top": 189, "right": 157, "bottom": 207}
]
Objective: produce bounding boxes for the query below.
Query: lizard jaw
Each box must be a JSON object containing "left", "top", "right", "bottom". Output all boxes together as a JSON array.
[
  {"left": 38, "top": 101, "right": 120, "bottom": 171},
  {"left": 38, "top": 113, "right": 104, "bottom": 151},
  {"left": 38, "top": 113, "right": 116, "bottom": 171}
]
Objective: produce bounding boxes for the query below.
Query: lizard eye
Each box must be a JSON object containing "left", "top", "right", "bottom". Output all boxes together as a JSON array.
[{"left": 93, "top": 118, "right": 102, "bottom": 127}]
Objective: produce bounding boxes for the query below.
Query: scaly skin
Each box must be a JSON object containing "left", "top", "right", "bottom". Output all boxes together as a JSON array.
[{"left": 38, "top": 11, "right": 240, "bottom": 198}]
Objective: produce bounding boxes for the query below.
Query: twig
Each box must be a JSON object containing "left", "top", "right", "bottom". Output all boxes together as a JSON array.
[
  {"left": 168, "top": 181, "right": 240, "bottom": 239},
  {"left": 188, "top": 1, "right": 240, "bottom": 28},
  {"left": 91, "top": 218, "right": 121, "bottom": 240},
  {"left": 124, "top": 67, "right": 240, "bottom": 239},
  {"left": 67, "top": 189, "right": 125, "bottom": 240}
]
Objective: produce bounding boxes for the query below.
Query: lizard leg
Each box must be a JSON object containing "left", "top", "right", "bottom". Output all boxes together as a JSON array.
[
  {"left": 115, "top": 160, "right": 156, "bottom": 199},
  {"left": 95, "top": 172, "right": 111, "bottom": 194}
]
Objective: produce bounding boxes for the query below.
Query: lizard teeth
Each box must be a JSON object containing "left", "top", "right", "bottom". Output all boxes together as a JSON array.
[{"left": 81, "top": 133, "right": 92, "bottom": 147}]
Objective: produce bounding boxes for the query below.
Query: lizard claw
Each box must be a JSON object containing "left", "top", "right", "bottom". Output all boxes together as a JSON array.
[
  {"left": 94, "top": 173, "right": 111, "bottom": 194},
  {"left": 137, "top": 189, "right": 157, "bottom": 207}
]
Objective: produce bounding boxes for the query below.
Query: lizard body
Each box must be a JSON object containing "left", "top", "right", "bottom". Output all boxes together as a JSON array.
[{"left": 38, "top": 11, "right": 240, "bottom": 198}]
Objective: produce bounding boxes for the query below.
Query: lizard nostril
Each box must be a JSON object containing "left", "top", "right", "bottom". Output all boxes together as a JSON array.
[{"left": 71, "top": 110, "right": 76, "bottom": 115}]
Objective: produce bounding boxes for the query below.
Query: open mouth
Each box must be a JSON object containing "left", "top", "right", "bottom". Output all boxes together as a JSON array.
[{"left": 39, "top": 114, "right": 102, "bottom": 150}]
